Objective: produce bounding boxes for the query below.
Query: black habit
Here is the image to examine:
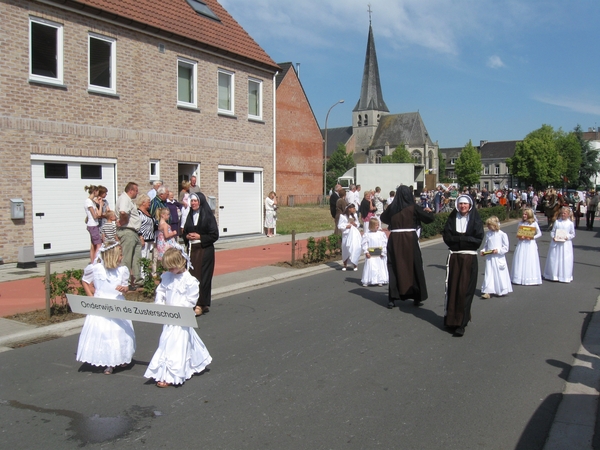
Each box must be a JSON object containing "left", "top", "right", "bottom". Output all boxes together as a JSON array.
[
  {"left": 442, "top": 201, "right": 484, "bottom": 328},
  {"left": 182, "top": 193, "right": 219, "bottom": 308}
]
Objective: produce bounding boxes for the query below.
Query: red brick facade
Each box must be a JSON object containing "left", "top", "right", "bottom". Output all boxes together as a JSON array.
[{"left": 276, "top": 67, "right": 323, "bottom": 206}]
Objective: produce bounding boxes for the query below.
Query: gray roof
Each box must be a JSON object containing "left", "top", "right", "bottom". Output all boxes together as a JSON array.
[
  {"left": 353, "top": 24, "right": 389, "bottom": 113},
  {"left": 321, "top": 126, "right": 353, "bottom": 157},
  {"left": 479, "top": 140, "right": 518, "bottom": 159},
  {"left": 370, "top": 112, "right": 434, "bottom": 149},
  {"left": 275, "top": 62, "right": 293, "bottom": 88}
]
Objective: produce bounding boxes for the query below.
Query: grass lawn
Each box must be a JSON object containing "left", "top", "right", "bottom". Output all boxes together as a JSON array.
[{"left": 276, "top": 205, "right": 334, "bottom": 234}]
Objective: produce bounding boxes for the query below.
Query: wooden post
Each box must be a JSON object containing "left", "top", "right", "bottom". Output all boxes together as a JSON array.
[
  {"left": 291, "top": 230, "right": 296, "bottom": 266},
  {"left": 45, "top": 260, "right": 51, "bottom": 318}
]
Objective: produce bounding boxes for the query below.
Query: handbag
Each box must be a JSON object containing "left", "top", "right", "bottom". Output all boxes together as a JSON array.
[{"left": 580, "top": 205, "right": 587, "bottom": 215}]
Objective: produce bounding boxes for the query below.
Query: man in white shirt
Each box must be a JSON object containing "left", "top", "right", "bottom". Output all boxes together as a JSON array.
[
  {"left": 116, "top": 182, "right": 142, "bottom": 287},
  {"left": 147, "top": 180, "right": 162, "bottom": 200}
]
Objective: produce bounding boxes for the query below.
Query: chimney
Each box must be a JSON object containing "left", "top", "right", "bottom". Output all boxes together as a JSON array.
[
  {"left": 296, "top": 63, "right": 300, "bottom": 79},
  {"left": 480, "top": 140, "right": 488, "bottom": 148}
]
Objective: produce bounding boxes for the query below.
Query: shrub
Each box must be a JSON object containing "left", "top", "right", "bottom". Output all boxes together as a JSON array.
[{"left": 44, "top": 269, "right": 85, "bottom": 315}]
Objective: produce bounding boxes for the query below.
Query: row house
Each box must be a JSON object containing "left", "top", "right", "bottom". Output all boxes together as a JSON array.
[{"left": 1, "top": 0, "right": 279, "bottom": 262}]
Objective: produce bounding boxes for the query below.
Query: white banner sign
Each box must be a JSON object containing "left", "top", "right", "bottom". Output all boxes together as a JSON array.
[{"left": 67, "top": 294, "right": 198, "bottom": 328}]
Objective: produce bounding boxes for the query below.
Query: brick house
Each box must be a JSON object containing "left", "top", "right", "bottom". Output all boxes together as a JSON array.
[
  {"left": 275, "top": 63, "right": 323, "bottom": 206},
  {"left": 0, "top": 0, "right": 279, "bottom": 262}
]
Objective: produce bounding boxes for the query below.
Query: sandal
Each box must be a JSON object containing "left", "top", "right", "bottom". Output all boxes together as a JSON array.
[
  {"left": 156, "top": 381, "right": 171, "bottom": 388},
  {"left": 103, "top": 367, "right": 114, "bottom": 375},
  {"left": 194, "top": 306, "right": 202, "bottom": 317}
]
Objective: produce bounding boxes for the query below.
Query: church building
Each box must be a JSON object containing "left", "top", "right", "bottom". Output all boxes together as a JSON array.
[{"left": 323, "top": 19, "right": 440, "bottom": 190}]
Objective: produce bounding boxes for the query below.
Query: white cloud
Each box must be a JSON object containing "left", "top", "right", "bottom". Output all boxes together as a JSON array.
[
  {"left": 533, "top": 95, "right": 600, "bottom": 115},
  {"left": 487, "top": 55, "right": 505, "bottom": 69}
]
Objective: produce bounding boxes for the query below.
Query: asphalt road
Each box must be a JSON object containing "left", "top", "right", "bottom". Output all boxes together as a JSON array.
[{"left": 0, "top": 220, "right": 598, "bottom": 449}]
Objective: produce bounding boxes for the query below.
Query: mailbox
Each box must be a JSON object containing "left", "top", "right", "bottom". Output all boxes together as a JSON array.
[
  {"left": 10, "top": 198, "right": 24, "bottom": 220},
  {"left": 207, "top": 196, "right": 217, "bottom": 212}
]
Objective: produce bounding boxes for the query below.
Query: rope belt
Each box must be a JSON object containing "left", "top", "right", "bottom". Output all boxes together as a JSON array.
[{"left": 390, "top": 228, "right": 417, "bottom": 232}]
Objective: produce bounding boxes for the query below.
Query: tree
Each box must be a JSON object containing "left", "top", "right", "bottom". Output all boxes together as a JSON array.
[
  {"left": 454, "top": 140, "right": 481, "bottom": 188},
  {"left": 555, "top": 130, "right": 581, "bottom": 188},
  {"left": 507, "top": 124, "right": 566, "bottom": 189},
  {"left": 325, "top": 143, "right": 355, "bottom": 192},
  {"left": 381, "top": 144, "right": 414, "bottom": 163},
  {"left": 574, "top": 124, "right": 600, "bottom": 189}
]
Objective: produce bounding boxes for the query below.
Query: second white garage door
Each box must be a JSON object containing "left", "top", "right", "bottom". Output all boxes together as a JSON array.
[{"left": 217, "top": 166, "right": 263, "bottom": 236}]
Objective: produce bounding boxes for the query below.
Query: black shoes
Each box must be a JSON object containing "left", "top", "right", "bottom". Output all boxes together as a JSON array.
[
  {"left": 454, "top": 327, "right": 465, "bottom": 337},
  {"left": 387, "top": 301, "right": 395, "bottom": 309}
]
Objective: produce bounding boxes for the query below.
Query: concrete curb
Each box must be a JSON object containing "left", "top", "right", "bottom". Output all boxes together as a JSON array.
[
  {"left": 543, "top": 294, "right": 600, "bottom": 449},
  {"left": 0, "top": 317, "right": 85, "bottom": 350}
]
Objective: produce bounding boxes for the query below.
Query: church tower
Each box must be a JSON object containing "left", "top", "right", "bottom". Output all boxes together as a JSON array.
[{"left": 352, "top": 16, "right": 389, "bottom": 155}]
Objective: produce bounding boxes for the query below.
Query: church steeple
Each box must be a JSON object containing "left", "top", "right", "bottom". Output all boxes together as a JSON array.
[
  {"left": 352, "top": 13, "right": 389, "bottom": 156},
  {"left": 353, "top": 21, "right": 388, "bottom": 113}
]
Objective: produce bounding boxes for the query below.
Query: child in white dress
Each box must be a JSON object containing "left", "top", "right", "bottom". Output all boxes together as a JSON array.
[
  {"left": 543, "top": 206, "right": 575, "bottom": 283},
  {"left": 511, "top": 208, "right": 542, "bottom": 285},
  {"left": 361, "top": 217, "right": 388, "bottom": 286},
  {"left": 144, "top": 247, "right": 212, "bottom": 388},
  {"left": 76, "top": 241, "right": 136, "bottom": 374},
  {"left": 480, "top": 216, "right": 513, "bottom": 298},
  {"left": 337, "top": 203, "right": 362, "bottom": 271}
]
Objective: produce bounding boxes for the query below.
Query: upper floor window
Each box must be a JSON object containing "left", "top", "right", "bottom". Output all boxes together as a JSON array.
[
  {"left": 218, "top": 69, "right": 234, "bottom": 115},
  {"left": 412, "top": 150, "right": 422, "bottom": 164},
  {"left": 248, "top": 78, "right": 262, "bottom": 120},
  {"left": 505, "top": 165, "right": 510, "bottom": 174},
  {"left": 178, "top": 58, "right": 197, "bottom": 107},
  {"left": 29, "top": 17, "right": 63, "bottom": 85},
  {"left": 149, "top": 160, "right": 160, "bottom": 181},
  {"left": 484, "top": 165, "right": 490, "bottom": 175},
  {"left": 89, "top": 33, "right": 116, "bottom": 94},
  {"left": 494, "top": 164, "right": 500, "bottom": 175},
  {"left": 450, "top": 157, "right": 458, "bottom": 165}
]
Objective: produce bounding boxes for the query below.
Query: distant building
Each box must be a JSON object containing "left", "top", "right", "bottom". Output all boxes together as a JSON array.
[
  {"left": 322, "top": 19, "right": 439, "bottom": 192},
  {"left": 440, "top": 140, "right": 520, "bottom": 190}
]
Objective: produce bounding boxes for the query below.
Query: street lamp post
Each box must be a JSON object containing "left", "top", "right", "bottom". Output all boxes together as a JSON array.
[{"left": 323, "top": 99, "right": 344, "bottom": 203}]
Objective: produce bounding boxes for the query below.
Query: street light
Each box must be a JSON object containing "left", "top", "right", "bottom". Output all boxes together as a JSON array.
[{"left": 323, "top": 99, "right": 345, "bottom": 202}]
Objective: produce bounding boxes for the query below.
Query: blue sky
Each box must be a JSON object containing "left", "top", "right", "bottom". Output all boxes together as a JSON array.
[{"left": 221, "top": 0, "right": 600, "bottom": 148}]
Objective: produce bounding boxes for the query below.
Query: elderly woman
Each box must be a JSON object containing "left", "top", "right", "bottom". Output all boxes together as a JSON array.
[
  {"left": 264, "top": 191, "right": 277, "bottom": 237},
  {"left": 381, "top": 185, "right": 434, "bottom": 308},
  {"left": 442, "top": 194, "right": 484, "bottom": 337},
  {"left": 182, "top": 192, "right": 219, "bottom": 316},
  {"left": 136, "top": 194, "right": 155, "bottom": 261}
]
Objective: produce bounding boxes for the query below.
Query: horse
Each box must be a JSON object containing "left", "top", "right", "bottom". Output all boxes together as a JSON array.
[{"left": 543, "top": 189, "right": 560, "bottom": 229}]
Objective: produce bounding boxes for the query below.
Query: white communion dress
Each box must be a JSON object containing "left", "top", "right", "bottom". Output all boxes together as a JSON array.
[
  {"left": 480, "top": 230, "right": 513, "bottom": 296},
  {"left": 360, "top": 230, "right": 389, "bottom": 286},
  {"left": 338, "top": 214, "right": 362, "bottom": 267},
  {"left": 76, "top": 265, "right": 136, "bottom": 367},
  {"left": 543, "top": 218, "right": 575, "bottom": 283},
  {"left": 144, "top": 271, "right": 212, "bottom": 385},
  {"left": 511, "top": 221, "right": 542, "bottom": 285}
]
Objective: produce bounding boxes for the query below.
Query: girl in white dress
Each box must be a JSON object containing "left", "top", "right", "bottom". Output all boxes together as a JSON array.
[
  {"left": 145, "top": 247, "right": 212, "bottom": 388},
  {"left": 337, "top": 203, "right": 362, "bottom": 271},
  {"left": 480, "top": 216, "right": 513, "bottom": 298},
  {"left": 543, "top": 206, "right": 575, "bottom": 283},
  {"left": 76, "top": 241, "right": 136, "bottom": 374},
  {"left": 511, "top": 208, "right": 542, "bottom": 285},
  {"left": 361, "top": 217, "right": 389, "bottom": 287}
]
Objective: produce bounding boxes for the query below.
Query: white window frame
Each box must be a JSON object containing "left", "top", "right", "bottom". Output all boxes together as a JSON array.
[
  {"left": 218, "top": 69, "right": 235, "bottom": 115},
  {"left": 248, "top": 78, "right": 262, "bottom": 120},
  {"left": 484, "top": 165, "right": 490, "bottom": 175},
  {"left": 494, "top": 164, "right": 500, "bottom": 175},
  {"left": 450, "top": 158, "right": 457, "bottom": 165},
  {"left": 29, "top": 17, "right": 64, "bottom": 85},
  {"left": 88, "top": 33, "right": 117, "bottom": 95},
  {"left": 149, "top": 160, "right": 160, "bottom": 181},
  {"left": 177, "top": 57, "right": 198, "bottom": 108}
]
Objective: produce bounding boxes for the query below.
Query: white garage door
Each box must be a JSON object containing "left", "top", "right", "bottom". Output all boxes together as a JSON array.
[
  {"left": 31, "top": 155, "right": 117, "bottom": 256},
  {"left": 218, "top": 166, "right": 263, "bottom": 236}
]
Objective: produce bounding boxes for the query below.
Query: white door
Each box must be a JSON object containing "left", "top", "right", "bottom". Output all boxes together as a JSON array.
[
  {"left": 218, "top": 167, "right": 263, "bottom": 236},
  {"left": 31, "top": 156, "right": 117, "bottom": 256}
]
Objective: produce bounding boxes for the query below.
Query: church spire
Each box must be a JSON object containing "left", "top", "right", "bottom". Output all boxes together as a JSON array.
[{"left": 353, "top": 18, "right": 389, "bottom": 113}]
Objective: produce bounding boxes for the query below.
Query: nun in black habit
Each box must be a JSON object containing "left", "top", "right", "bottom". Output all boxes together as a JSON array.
[
  {"left": 182, "top": 192, "right": 219, "bottom": 316},
  {"left": 442, "top": 194, "right": 484, "bottom": 336},
  {"left": 380, "top": 185, "right": 434, "bottom": 308}
]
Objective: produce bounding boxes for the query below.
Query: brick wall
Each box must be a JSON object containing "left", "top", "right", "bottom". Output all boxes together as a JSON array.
[
  {"left": 0, "top": 0, "right": 275, "bottom": 262},
  {"left": 275, "top": 68, "right": 323, "bottom": 205}
]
